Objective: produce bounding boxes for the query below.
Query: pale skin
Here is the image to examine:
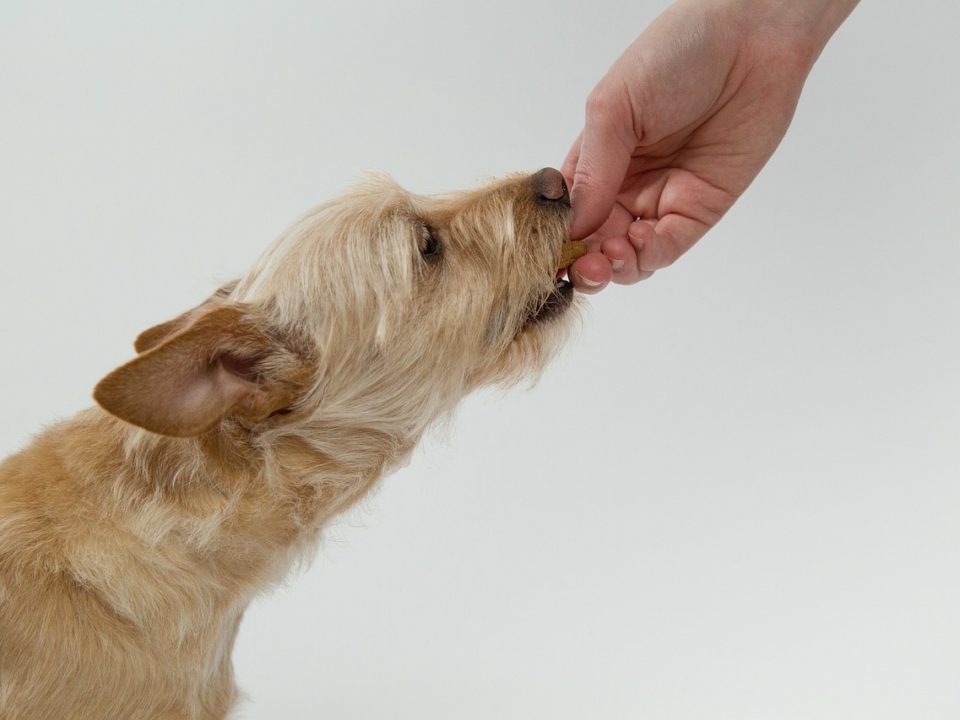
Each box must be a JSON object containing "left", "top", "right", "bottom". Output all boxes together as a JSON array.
[{"left": 563, "top": 0, "right": 861, "bottom": 292}]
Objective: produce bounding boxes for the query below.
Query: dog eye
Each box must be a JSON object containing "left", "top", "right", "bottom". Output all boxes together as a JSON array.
[{"left": 420, "top": 225, "right": 442, "bottom": 259}]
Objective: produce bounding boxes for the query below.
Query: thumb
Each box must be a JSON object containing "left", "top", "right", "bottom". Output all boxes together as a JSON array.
[{"left": 568, "top": 86, "right": 634, "bottom": 239}]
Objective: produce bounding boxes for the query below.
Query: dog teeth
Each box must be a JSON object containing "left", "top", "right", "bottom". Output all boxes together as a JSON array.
[{"left": 557, "top": 240, "right": 587, "bottom": 270}]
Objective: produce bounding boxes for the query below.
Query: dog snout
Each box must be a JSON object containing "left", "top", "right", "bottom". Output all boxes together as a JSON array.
[{"left": 532, "top": 167, "right": 569, "bottom": 206}]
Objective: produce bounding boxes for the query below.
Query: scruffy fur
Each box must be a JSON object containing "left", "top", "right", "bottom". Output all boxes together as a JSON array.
[{"left": 0, "top": 170, "right": 578, "bottom": 719}]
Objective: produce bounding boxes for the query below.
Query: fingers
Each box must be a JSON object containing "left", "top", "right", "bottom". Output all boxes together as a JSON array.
[
  {"left": 567, "top": 83, "right": 635, "bottom": 241},
  {"left": 569, "top": 252, "right": 613, "bottom": 294},
  {"left": 560, "top": 132, "right": 582, "bottom": 187},
  {"left": 568, "top": 239, "right": 654, "bottom": 291},
  {"left": 627, "top": 215, "right": 708, "bottom": 272},
  {"left": 570, "top": 213, "right": 708, "bottom": 292},
  {"left": 567, "top": 200, "right": 635, "bottom": 292},
  {"left": 600, "top": 236, "right": 654, "bottom": 284}
]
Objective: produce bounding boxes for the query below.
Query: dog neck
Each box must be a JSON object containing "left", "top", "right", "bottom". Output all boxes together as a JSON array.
[{"left": 28, "top": 406, "right": 415, "bottom": 636}]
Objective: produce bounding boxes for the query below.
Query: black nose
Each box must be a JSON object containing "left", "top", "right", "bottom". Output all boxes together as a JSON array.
[{"left": 532, "top": 167, "right": 569, "bottom": 205}]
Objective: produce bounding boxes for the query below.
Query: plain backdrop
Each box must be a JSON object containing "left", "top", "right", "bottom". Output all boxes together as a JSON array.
[{"left": 2, "top": 1, "right": 958, "bottom": 718}]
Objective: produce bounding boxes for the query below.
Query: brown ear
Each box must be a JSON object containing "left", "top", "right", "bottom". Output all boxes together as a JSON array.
[
  {"left": 95, "top": 304, "right": 310, "bottom": 437},
  {"left": 134, "top": 280, "right": 239, "bottom": 354}
]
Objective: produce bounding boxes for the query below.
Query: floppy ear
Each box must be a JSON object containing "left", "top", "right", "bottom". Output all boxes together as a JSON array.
[
  {"left": 134, "top": 280, "right": 239, "bottom": 354},
  {"left": 95, "top": 304, "right": 311, "bottom": 437}
]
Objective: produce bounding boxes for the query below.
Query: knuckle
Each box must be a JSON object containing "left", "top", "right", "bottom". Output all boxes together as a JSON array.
[
  {"left": 655, "top": 238, "right": 682, "bottom": 269},
  {"left": 585, "top": 84, "right": 618, "bottom": 120},
  {"left": 571, "top": 167, "right": 599, "bottom": 190},
  {"left": 585, "top": 78, "right": 637, "bottom": 147}
]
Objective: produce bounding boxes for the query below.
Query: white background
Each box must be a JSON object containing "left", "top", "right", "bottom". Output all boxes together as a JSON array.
[{"left": 2, "top": 1, "right": 959, "bottom": 718}]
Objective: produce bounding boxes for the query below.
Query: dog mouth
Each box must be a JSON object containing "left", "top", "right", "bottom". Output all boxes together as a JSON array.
[
  {"left": 526, "top": 278, "right": 575, "bottom": 324},
  {"left": 525, "top": 240, "right": 587, "bottom": 325}
]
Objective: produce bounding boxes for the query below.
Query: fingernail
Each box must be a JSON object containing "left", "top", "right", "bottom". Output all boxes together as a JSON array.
[
  {"left": 610, "top": 259, "right": 625, "bottom": 272},
  {"left": 573, "top": 271, "right": 603, "bottom": 288}
]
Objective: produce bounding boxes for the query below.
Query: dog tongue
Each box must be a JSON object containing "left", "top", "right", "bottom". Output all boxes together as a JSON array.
[{"left": 557, "top": 240, "right": 588, "bottom": 271}]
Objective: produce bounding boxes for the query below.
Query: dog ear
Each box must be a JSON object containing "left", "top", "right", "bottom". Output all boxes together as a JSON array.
[
  {"left": 95, "top": 304, "right": 311, "bottom": 437},
  {"left": 134, "top": 280, "right": 239, "bottom": 354}
]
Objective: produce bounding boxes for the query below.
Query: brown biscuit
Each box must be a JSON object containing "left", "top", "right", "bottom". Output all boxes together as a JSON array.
[{"left": 557, "top": 240, "right": 588, "bottom": 270}]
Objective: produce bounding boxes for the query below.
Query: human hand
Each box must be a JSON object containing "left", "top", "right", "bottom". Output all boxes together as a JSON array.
[{"left": 563, "top": 0, "right": 858, "bottom": 292}]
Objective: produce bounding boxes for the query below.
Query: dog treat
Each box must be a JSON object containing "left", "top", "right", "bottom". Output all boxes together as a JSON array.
[{"left": 558, "top": 240, "right": 588, "bottom": 270}]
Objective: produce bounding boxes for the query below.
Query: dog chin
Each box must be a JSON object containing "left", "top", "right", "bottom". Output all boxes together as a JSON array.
[
  {"left": 481, "top": 283, "right": 577, "bottom": 388},
  {"left": 525, "top": 278, "right": 575, "bottom": 325}
]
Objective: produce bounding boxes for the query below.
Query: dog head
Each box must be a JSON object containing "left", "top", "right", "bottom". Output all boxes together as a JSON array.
[{"left": 94, "top": 169, "right": 581, "bottom": 442}]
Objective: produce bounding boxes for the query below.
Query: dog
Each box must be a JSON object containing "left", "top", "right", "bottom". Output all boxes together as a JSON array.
[{"left": 0, "top": 168, "right": 583, "bottom": 719}]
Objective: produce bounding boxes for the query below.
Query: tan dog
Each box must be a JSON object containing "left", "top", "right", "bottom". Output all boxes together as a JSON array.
[{"left": 0, "top": 168, "right": 584, "bottom": 719}]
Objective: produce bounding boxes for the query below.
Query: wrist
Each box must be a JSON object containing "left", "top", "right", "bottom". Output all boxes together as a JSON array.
[{"left": 729, "top": 0, "right": 859, "bottom": 67}]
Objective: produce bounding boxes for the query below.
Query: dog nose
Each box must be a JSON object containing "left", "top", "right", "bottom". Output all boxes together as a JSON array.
[{"left": 532, "top": 167, "right": 569, "bottom": 205}]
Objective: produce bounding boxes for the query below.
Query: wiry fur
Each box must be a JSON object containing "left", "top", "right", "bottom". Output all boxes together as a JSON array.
[{"left": 0, "top": 171, "right": 577, "bottom": 719}]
